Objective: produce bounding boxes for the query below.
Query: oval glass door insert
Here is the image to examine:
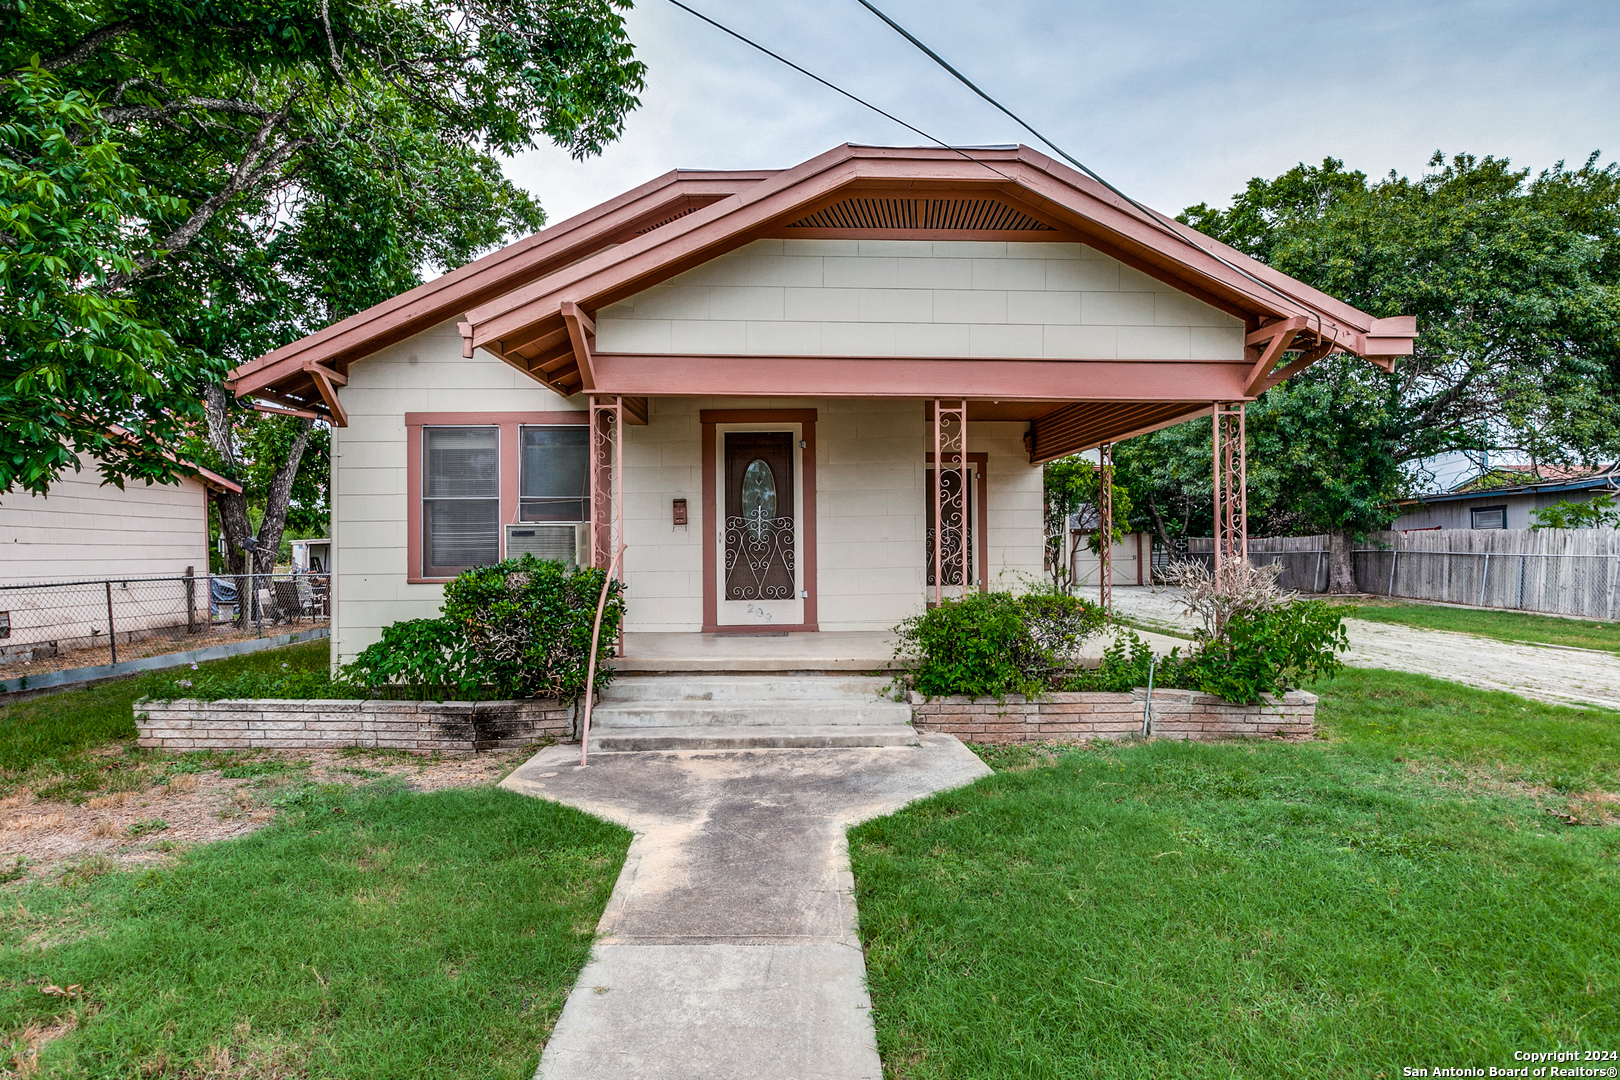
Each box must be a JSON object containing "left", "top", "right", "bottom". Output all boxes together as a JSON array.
[{"left": 741, "top": 459, "right": 777, "bottom": 541}]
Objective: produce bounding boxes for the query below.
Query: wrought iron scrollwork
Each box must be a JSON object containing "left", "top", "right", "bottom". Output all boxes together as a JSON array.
[{"left": 724, "top": 514, "right": 796, "bottom": 600}]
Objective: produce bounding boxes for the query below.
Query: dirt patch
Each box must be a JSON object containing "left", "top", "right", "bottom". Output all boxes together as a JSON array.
[{"left": 0, "top": 746, "right": 540, "bottom": 882}]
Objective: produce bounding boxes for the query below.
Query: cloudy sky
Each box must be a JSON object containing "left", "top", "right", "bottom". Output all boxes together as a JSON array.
[{"left": 503, "top": 0, "right": 1618, "bottom": 226}]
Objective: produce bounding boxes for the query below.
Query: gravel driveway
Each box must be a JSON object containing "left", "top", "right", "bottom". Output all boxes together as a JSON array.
[{"left": 1109, "top": 586, "right": 1620, "bottom": 711}]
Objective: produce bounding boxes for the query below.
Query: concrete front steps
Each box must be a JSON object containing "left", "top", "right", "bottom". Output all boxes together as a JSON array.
[{"left": 586, "top": 674, "right": 918, "bottom": 751}]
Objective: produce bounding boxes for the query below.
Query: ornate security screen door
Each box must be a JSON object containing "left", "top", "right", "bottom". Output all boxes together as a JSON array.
[{"left": 724, "top": 432, "right": 797, "bottom": 601}]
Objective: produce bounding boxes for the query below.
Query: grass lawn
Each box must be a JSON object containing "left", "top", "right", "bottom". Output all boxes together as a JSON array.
[
  {"left": 850, "top": 667, "right": 1620, "bottom": 1078},
  {"left": 1349, "top": 600, "right": 1620, "bottom": 655},
  {"left": 1, "top": 782, "right": 628, "bottom": 1077},
  {"left": 0, "top": 639, "right": 330, "bottom": 801},
  {"left": 2, "top": 641, "right": 630, "bottom": 1076}
]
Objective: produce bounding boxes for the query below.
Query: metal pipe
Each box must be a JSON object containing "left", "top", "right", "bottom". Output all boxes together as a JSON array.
[
  {"left": 104, "top": 580, "right": 117, "bottom": 665},
  {"left": 1142, "top": 657, "right": 1156, "bottom": 738},
  {"left": 578, "top": 543, "right": 624, "bottom": 768},
  {"left": 1479, "top": 553, "right": 1490, "bottom": 607}
]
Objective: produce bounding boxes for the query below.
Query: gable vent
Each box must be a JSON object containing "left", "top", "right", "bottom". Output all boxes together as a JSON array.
[
  {"left": 786, "top": 197, "right": 1056, "bottom": 232},
  {"left": 635, "top": 205, "right": 701, "bottom": 235}
]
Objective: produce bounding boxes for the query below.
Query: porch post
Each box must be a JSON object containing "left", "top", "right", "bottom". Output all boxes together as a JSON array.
[
  {"left": 1098, "top": 442, "right": 1113, "bottom": 611},
  {"left": 932, "top": 399, "right": 969, "bottom": 603},
  {"left": 1212, "top": 402, "right": 1247, "bottom": 587},
  {"left": 589, "top": 395, "right": 624, "bottom": 574}
]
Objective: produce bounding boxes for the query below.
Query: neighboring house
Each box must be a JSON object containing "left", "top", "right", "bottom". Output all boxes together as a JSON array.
[
  {"left": 0, "top": 451, "right": 242, "bottom": 665},
  {"left": 0, "top": 452, "right": 241, "bottom": 584},
  {"left": 225, "top": 144, "right": 1412, "bottom": 662},
  {"left": 1390, "top": 464, "right": 1620, "bottom": 531}
]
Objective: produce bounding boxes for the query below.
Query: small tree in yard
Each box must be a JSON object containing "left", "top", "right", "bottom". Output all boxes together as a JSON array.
[
  {"left": 1043, "top": 456, "right": 1131, "bottom": 593},
  {"left": 1531, "top": 494, "right": 1620, "bottom": 531}
]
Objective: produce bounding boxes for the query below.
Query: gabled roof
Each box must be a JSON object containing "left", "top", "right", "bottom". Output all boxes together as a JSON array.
[
  {"left": 226, "top": 168, "right": 777, "bottom": 411},
  {"left": 104, "top": 424, "right": 243, "bottom": 494},
  {"left": 1397, "top": 463, "right": 1620, "bottom": 506},
  {"left": 228, "top": 144, "right": 1415, "bottom": 445}
]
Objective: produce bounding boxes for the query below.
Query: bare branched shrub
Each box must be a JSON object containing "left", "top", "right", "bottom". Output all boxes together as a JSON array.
[{"left": 1160, "top": 559, "right": 1292, "bottom": 641}]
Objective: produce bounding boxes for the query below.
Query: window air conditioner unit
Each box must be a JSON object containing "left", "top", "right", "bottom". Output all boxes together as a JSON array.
[{"left": 505, "top": 522, "right": 590, "bottom": 567}]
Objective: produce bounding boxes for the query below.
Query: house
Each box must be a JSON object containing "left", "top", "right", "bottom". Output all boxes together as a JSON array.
[
  {"left": 0, "top": 451, "right": 240, "bottom": 585},
  {"left": 1390, "top": 464, "right": 1620, "bottom": 531},
  {"left": 225, "top": 144, "right": 1413, "bottom": 666},
  {"left": 0, "top": 449, "right": 242, "bottom": 667}
]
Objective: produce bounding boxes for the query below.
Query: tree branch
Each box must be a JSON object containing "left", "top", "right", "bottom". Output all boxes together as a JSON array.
[
  {"left": 102, "top": 97, "right": 277, "bottom": 125},
  {"left": 102, "top": 101, "right": 313, "bottom": 291},
  {"left": 26, "top": 18, "right": 139, "bottom": 73}
]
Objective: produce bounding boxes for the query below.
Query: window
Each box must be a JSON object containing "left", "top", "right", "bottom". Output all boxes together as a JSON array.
[
  {"left": 1471, "top": 505, "right": 1508, "bottom": 530},
  {"left": 520, "top": 426, "right": 589, "bottom": 522},
  {"left": 423, "top": 426, "right": 500, "bottom": 576}
]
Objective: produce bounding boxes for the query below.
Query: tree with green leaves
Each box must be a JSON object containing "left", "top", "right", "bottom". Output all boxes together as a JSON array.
[
  {"left": 1043, "top": 456, "right": 1132, "bottom": 593},
  {"left": 3, "top": 0, "right": 645, "bottom": 577},
  {"left": 1530, "top": 493, "right": 1620, "bottom": 531},
  {"left": 1123, "top": 151, "right": 1620, "bottom": 591}
]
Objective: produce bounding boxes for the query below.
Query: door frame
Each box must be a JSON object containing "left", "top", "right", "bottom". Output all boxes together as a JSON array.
[
  {"left": 925, "top": 451, "right": 989, "bottom": 594},
  {"left": 701, "top": 408, "right": 818, "bottom": 633}
]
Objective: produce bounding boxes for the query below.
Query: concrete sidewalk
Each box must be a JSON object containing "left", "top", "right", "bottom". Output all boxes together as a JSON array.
[
  {"left": 1110, "top": 585, "right": 1620, "bottom": 710},
  {"left": 501, "top": 736, "right": 990, "bottom": 1080}
]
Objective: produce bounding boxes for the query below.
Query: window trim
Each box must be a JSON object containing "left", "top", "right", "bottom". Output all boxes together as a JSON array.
[
  {"left": 1470, "top": 504, "right": 1509, "bottom": 530},
  {"left": 405, "top": 411, "right": 587, "bottom": 584}
]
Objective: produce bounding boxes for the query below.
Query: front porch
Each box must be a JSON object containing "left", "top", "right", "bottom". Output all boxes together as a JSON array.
[{"left": 616, "top": 630, "right": 900, "bottom": 672}]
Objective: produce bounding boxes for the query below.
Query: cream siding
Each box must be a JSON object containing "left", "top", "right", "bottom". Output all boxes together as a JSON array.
[
  {"left": 330, "top": 320, "right": 584, "bottom": 663},
  {"left": 327, "top": 328, "right": 1048, "bottom": 651},
  {"left": 596, "top": 239, "right": 1246, "bottom": 360},
  {"left": 0, "top": 455, "right": 210, "bottom": 583}
]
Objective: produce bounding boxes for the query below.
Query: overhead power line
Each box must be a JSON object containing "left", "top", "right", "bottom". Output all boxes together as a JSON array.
[
  {"left": 849, "top": 0, "right": 1329, "bottom": 323},
  {"left": 664, "top": 0, "right": 1330, "bottom": 330}
]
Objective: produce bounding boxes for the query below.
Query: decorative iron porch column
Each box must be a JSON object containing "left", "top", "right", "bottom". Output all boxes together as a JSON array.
[
  {"left": 932, "top": 399, "right": 969, "bottom": 605},
  {"left": 588, "top": 395, "right": 625, "bottom": 575},
  {"left": 1212, "top": 402, "right": 1247, "bottom": 588},
  {"left": 1098, "top": 442, "right": 1113, "bottom": 612}
]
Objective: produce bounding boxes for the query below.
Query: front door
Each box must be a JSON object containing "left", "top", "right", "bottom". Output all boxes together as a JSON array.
[{"left": 719, "top": 430, "right": 801, "bottom": 625}]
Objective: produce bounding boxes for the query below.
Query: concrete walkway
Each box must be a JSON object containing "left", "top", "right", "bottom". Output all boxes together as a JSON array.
[
  {"left": 501, "top": 736, "right": 991, "bottom": 1079},
  {"left": 1111, "top": 585, "right": 1620, "bottom": 710}
]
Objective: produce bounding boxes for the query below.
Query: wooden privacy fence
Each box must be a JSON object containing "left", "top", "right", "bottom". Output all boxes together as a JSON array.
[
  {"left": 1181, "top": 536, "right": 1330, "bottom": 593},
  {"left": 1178, "top": 530, "right": 1620, "bottom": 619}
]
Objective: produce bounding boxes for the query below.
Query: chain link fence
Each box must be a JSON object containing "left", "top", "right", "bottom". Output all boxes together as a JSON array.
[{"left": 0, "top": 572, "right": 330, "bottom": 679}]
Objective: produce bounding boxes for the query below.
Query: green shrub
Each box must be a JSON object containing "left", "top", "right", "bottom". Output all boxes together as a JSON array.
[
  {"left": 142, "top": 556, "right": 625, "bottom": 705},
  {"left": 346, "top": 617, "right": 472, "bottom": 699},
  {"left": 894, "top": 591, "right": 1107, "bottom": 699},
  {"left": 1062, "top": 631, "right": 1187, "bottom": 693},
  {"left": 1182, "top": 598, "right": 1349, "bottom": 703},
  {"left": 439, "top": 555, "right": 624, "bottom": 704}
]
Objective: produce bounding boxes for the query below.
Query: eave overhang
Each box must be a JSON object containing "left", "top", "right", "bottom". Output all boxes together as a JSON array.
[{"left": 227, "top": 143, "right": 1417, "bottom": 456}]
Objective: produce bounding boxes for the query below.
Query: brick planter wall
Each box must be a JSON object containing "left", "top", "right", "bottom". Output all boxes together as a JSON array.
[
  {"left": 908, "top": 687, "right": 1316, "bottom": 744},
  {"left": 136, "top": 697, "right": 573, "bottom": 754}
]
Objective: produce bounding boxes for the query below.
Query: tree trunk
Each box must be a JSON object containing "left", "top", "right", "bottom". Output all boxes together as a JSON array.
[
  {"left": 1327, "top": 529, "right": 1358, "bottom": 594},
  {"left": 203, "top": 382, "right": 315, "bottom": 624},
  {"left": 1146, "top": 495, "right": 1173, "bottom": 550}
]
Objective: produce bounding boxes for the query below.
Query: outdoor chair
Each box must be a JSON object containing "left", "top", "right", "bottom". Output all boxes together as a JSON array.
[{"left": 271, "top": 580, "right": 305, "bottom": 625}]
